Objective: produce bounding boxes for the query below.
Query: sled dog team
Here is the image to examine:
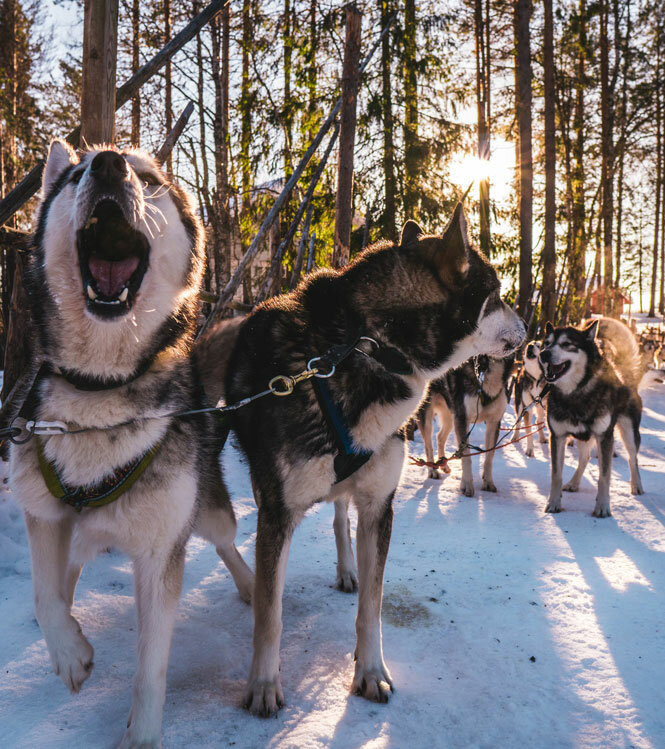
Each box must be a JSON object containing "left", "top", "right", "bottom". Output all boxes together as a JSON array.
[{"left": 8, "top": 143, "right": 645, "bottom": 746}]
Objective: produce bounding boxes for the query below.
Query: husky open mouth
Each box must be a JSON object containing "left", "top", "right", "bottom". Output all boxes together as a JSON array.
[
  {"left": 77, "top": 199, "right": 150, "bottom": 319},
  {"left": 543, "top": 359, "right": 570, "bottom": 382}
]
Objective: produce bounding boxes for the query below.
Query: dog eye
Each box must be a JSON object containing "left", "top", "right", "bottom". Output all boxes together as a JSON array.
[
  {"left": 70, "top": 169, "right": 84, "bottom": 184},
  {"left": 139, "top": 173, "right": 161, "bottom": 187}
]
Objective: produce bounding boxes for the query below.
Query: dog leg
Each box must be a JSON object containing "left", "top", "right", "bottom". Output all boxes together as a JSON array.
[
  {"left": 436, "top": 409, "right": 453, "bottom": 474},
  {"left": 121, "top": 544, "right": 185, "bottom": 749},
  {"left": 523, "top": 409, "right": 535, "bottom": 457},
  {"left": 351, "top": 489, "right": 394, "bottom": 703},
  {"left": 592, "top": 430, "right": 614, "bottom": 518},
  {"left": 454, "top": 413, "right": 474, "bottom": 497},
  {"left": 536, "top": 402, "right": 548, "bottom": 443},
  {"left": 617, "top": 415, "right": 644, "bottom": 495},
  {"left": 244, "top": 504, "right": 296, "bottom": 717},
  {"left": 65, "top": 563, "right": 83, "bottom": 609},
  {"left": 196, "top": 479, "right": 254, "bottom": 604},
  {"left": 24, "top": 512, "right": 94, "bottom": 694},
  {"left": 418, "top": 406, "right": 440, "bottom": 480},
  {"left": 545, "top": 433, "right": 567, "bottom": 513},
  {"left": 334, "top": 497, "right": 358, "bottom": 593},
  {"left": 481, "top": 417, "right": 500, "bottom": 492},
  {"left": 563, "top": 438, "right": 592, "bottom": 492}
]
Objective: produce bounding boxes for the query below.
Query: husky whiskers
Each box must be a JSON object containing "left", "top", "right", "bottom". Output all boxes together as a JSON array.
[
  {"left": 539, "top": 317, "right": 643, "bottom": 518},
  {"left": 200, "top": 205, "right": 525, "bottom": 716},
  {"left": 10, "top": 141, "right": 253, "bottom": 747},
  {"left": 514, "top": 340, "right": 548, "bottom": 457}
]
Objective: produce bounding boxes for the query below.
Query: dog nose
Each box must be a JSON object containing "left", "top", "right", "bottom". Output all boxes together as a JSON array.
[
  {"left": 90, "top": 151, "right": 128, "bottom": 184},
  {"left": 540, "top": 349, "right": 551, "bottom": 363}
]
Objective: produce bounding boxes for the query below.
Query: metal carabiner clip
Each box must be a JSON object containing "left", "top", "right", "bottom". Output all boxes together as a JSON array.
[{"left": 269, "top": 375, "right": 295, "bottom": 396}]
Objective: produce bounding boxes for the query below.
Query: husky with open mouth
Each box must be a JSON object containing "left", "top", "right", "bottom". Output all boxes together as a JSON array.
[
  {"left": 9, "top": 141, "right": 253, "bottom": 747},
  {"left": 198, "top": 205, "right": 525, "bottom": 716},
  {"left": 539, "top": 317, "right": 643, "bottom": 517}
]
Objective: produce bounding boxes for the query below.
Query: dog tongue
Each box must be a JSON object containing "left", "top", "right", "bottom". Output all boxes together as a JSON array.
[{"left": 88, "top": 256, "right": 139, "bottom": 297}]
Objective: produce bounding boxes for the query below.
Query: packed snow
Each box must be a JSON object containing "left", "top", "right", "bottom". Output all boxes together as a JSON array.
[{"left": 0, "top": 371, "right": 663, "bottom": 748}]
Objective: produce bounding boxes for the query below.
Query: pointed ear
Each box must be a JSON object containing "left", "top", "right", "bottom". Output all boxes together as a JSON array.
[
  {"left": 42, "top": 139, "right": 78, "bottom": 195},
  {"left": 585, "top": 319, "right": 599, "bottom": 340},
  {"left": 545, "top": 321, "right": 554, "bottom": 337},
  {"left": 400, "top": 219, "right": 424, "bottom": 247},
  {"left": 438, "top": 202, "right": 470, "bottom": 275}
]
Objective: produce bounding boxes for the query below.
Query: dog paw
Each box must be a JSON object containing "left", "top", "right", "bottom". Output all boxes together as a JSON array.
[
  {"left": 544, "top": 502, "right": 562, "bottom": 514},
  {"left": 460, "top": 479, "right": 475, "bottom": 497},
  {"left": 592, "top": 505, "right": 612, "bottom": 518},
  {"left": 47, "top": 618, "right": 94, "bottom": 693},
  {"left": 525, "top": 446, "right": 534, "bottom": 457},
  {"left": 351, "top": 664, "right": 393, "bottom": 704},
  {"left": 427, "top": 468, "right": 442, "bottom": 480},
  {"left": 631, "top": 483, "right": 644, "bottom": 496},
  {"left": 243, "top": 677, "right": 285, "bottom": 717},
  {"left": 562, "top": 482, "right": 579, "bottom": 493},
  {"left": 336, "top": 568, "right": 358, "bottom": 593},
  {"left": 481, "top": 479, "right": 497, "bottom": 492},
  {"left": 118, "top": 726, "right": 161, "bottom": 749}
]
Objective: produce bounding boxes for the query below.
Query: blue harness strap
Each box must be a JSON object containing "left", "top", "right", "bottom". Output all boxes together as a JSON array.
[{"left": 312, "top": 376, "right": 373, "bottom": 483}]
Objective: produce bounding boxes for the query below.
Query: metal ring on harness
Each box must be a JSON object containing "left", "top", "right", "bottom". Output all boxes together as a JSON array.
[
  {"left": 307, "top": 357, "right": 336, "bottom": 378},
  {"left": 268, "top": 375, "right": 296, "bottom": 396}
]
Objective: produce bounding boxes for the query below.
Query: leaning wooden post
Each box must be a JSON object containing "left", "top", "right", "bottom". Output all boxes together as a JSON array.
[
  {"left": 332, "top": 4, "right": 362, "bottom": 269},
  {"left": 81, "top": 0, "right": 119, "bottom": 145}
]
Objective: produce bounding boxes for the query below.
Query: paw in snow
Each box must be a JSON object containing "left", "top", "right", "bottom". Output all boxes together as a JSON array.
[
  {"left": 525, "top": 446, "right": 535, "bottom": 457},
  {"left": 48, "top": 617, "right": 94, "bottom": 693},
  {"left": 460, "top": 478, "right": 475, "bottom": 497},
  {"left": 592, "top": 503, "right": 612, "bottom": 518},
  {"left": 562, "top": 481, "right": 579, "bottom": 492},
  {"left": 481, "top": 478, "right": 497, "bottom": 492},
  {"left": 336, "top": 568, "right": 358, "bottom": 593},
  {"left": 352, "top": 663, "right": 393, "bottom": 703},
  {"left": 427, "top": 468, "right": 442, "bottom": 480},
  {"left": 544, "top": 501, "right": 562, "bottom": 514},
  {"left": 244, "top": 676, "right": 285, "bottom": 717},
  {"left": 119, "top": 722, "right": 161, "bottom": 749}
]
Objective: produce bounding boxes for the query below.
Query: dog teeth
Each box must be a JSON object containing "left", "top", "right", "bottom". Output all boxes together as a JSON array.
[
  {"left": 119, "top": 287, "right": 129, "bottom": 302},
  {"left": 87, "top": 285, "right": 97, "bottom": 300}
]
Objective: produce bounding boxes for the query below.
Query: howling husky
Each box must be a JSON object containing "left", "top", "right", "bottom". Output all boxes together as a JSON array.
[
  {"left": 198, "top": 206, "right": 525, "bottom": 716},
  {"left": 10, "top": 141, "right": 253, "bottom": 747}
]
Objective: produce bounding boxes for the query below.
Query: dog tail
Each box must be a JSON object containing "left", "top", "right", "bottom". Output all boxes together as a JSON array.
[
  {"left": 193, "top": 315, "right": 245, "bottom": 406},
  {"left": 595, "top": 317, "right": 641, "bottom": 389}
]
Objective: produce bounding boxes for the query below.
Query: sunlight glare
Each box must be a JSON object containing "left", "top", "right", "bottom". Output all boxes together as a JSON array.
[{"left": 594, "top": 549, "right": 652, "bottom": 593}]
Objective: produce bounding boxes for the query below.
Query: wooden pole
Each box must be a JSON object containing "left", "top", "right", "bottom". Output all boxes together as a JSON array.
[
  {"left": 332, "top": 4, "right": 362, "bottom": 268},
  {"left": 0, "top": 0, "right": 231, "bottom": 228},
  {"left": 81, "top": 0, "right": 119, "bottom": 145},
  {"left": 290, "top": 203, "right": 313, "bottom": 290},
  {"left": 155, "top": 101, "right": 195, "bottom": 165},
  {"left": 306, "top": 232, "right": 316, "bottom": 273}
]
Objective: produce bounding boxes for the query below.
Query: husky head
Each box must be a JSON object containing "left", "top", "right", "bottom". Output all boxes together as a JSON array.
[
  {"left": 523, "top": 340, "right": 544, "bottom": 381},
  {"left": 30, "top": 140, "right": 204, "bottom": 378},
  {"left": 539, "top": 320, "right": 600, "bottom": 394},
  {"left": 388, "top": 204, "right": 526, "bottom": 376}
]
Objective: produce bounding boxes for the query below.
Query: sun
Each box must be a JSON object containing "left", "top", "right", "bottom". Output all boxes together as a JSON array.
[{"left": 447, "top": 141, "right": 516, "bottom": 205}]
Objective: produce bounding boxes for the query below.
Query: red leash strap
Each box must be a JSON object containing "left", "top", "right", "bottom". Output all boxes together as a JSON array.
[{"left": 409, "top": 424, "right": 546, "bottom": 469}]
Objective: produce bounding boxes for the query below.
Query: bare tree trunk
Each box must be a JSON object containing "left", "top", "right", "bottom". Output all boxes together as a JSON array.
[
  {"left": 649, "top": 39, "right": 661, "bottom": 318},
  {"left": 600, "top": 0, "right": 614, "bottom": 315},
  {"left": 131, "top": 0, "right": 140, "bottom": 145},
  {"left": 240, "top": 0, "right": 252, "bottom": 303},
  {"left": 403, "top": 0, "right": 419, "bottom": 220},
  {"left": 614, "top": 0, "right": 631, "bottom": 291},
  {"left": 514, "top": 0, "right": 532, "bottom": 320},
  {"left": 81, "top": 0, "right": 119, "bottom": 145},
  {"left": 164, "top": 0, "right": 173, "bottom": 174},
  {"left": 542, "top": 0, "right": 556, "bottom": 324},
  {"left": 379, "top": 0, "right": 396, "bottom": 242},
  {"left": 332, "top": 4, "right": 362, "bottom": 269},
  {"left": 474, "top": 0, "right": 491, "bottom": 255},
  {"left": 570, "top": 0, "right": 587, "bottom": 322}
]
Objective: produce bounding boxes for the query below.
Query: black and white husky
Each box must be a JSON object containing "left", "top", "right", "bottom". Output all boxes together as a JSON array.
[
  {"left": 513, "top": 340, "right": 548, "bottom": 457},
  {"left": 10, "top": 141, "right": 253, "bottom": 747},
  {"left": 539, "top": 317, "right": 644, "bottom": 517},
  {"left": 199, "top": 206, "right": 525, "bottom": 716},
  {"left": 416, "top": 355, "right": 513, "bottom": 495}
]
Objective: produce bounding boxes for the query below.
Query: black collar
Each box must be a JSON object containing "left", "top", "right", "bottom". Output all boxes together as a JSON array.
[{"left": 48, "top": 358, "right": 155, "bottom": 392}]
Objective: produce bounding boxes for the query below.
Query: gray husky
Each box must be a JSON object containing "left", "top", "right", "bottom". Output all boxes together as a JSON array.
[
  {"left": 10, "top": 140, "right": 253, "bottom": 747},
  {"left": 199, "top": 206, "right": 525, "bottom": 716},
  {"left": 415, "top": 355, "right": 513, "bottom": 494},
  {"left": 539, "top": 317, "right": 643, "bottom": 517}
]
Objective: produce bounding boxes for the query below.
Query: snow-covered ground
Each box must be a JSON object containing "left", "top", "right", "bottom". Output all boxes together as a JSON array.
[{"left": 0, "top": 372, "right": 664, "bottom": 748}]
